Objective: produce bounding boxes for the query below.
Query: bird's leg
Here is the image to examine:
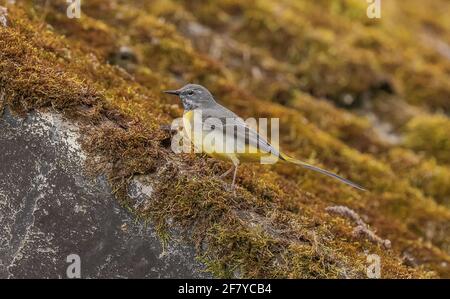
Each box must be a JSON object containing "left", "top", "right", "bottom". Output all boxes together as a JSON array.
[
  {"left": 231, "top": 165, "right": 238, "bottom": 195},
  {"left": 220, "top": 166, "right": 234, "bottom": 178},
  {"left": 229, "top": 157, "right": 239, "bottom": 196}
]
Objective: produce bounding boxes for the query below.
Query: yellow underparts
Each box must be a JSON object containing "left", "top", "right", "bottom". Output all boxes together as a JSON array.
[{"left": 182, "top": 110, "right": 277, "bottom": 164}]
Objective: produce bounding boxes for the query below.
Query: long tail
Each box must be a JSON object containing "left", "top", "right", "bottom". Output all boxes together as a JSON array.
[{"left": 280, "top": 153, "right": 366, "bottom": 191}]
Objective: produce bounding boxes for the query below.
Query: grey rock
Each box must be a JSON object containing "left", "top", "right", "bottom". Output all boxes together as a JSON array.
[{"left": 0, "top": 107, "right": 208, "bottom": 278}]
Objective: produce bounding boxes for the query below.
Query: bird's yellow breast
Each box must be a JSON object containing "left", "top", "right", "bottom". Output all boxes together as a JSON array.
[
  {"left": 182, "top": 110, "right": 195, "bottom": 141},
  {"left": 182, "top": 110, "right": 227, "bottom": 160}
]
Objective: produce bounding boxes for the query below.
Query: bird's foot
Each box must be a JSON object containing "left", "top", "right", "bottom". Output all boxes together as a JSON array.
[{"left": 224, "top": 183, "right": 237, "bottom": 196}]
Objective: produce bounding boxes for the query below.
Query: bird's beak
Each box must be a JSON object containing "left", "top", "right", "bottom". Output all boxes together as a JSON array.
[{"left": 163, "top": 89, "right": 181, "bottom": 96}]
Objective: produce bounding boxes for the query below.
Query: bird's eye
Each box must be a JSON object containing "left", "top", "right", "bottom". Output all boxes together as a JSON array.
[{"left": 188, "top": 90, "right": 194, "bottom": 95}]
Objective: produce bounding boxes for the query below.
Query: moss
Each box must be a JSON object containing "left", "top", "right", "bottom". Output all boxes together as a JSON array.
[
  {"left": 385, "top": 148, "right": 450, "bottom": 207},
  {"left": 176, "top": 0, "right": 450, "bottom": 112},
  {"left": 403, "top": 115, "right": 450, "bottom": 165}
]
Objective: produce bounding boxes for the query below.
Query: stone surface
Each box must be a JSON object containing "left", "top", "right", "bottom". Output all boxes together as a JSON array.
[{"left": 0, "top": 108, "right": 208, "bottom": 278}]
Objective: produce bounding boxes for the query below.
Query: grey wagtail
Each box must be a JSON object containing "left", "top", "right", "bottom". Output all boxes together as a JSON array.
[{"left": 164, "top": 84, "right": 366, "bottom": 192}]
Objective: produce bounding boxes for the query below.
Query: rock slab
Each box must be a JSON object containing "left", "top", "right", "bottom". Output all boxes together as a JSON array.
[{"left": 0, "top": 108, "right": 207, "bottom": 278}]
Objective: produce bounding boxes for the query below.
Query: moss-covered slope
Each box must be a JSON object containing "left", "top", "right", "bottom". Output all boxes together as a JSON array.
[{"left": 1, "top": 0, "right": 449, "bottom": 278}]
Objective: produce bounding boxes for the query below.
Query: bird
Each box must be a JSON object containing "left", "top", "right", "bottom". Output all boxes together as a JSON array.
[{"left": 164, "top": 84, "right": 366, "bottom": 193}]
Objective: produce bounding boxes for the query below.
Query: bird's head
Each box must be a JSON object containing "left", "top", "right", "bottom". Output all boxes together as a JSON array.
[{"left": 164, "top": 84, "right": 215, "bottom": 110}]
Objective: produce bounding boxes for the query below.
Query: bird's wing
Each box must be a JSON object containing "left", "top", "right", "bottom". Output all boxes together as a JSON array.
[
  {"left": 199, "top": 112, "right": 278, "bottom": 156},
  {"left": 226, "top": 121, "right": 279, "bottom": 156},
  {"left": 198, "top": 103, "right": 366, "bottom": 191},
  {"left": 198, "top": 104, "right": 279, "bottom": 156},
  {"left": 201, "top": 104, "right": 240, "bottom": 120}
]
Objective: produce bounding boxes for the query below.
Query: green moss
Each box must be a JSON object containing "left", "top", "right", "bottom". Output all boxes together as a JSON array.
[
  {"left": 403, "top": 115, "right": 450, "bottom": 165},
  {"left": 386, "top": 148, "right": 450, "bottom": 207}
]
